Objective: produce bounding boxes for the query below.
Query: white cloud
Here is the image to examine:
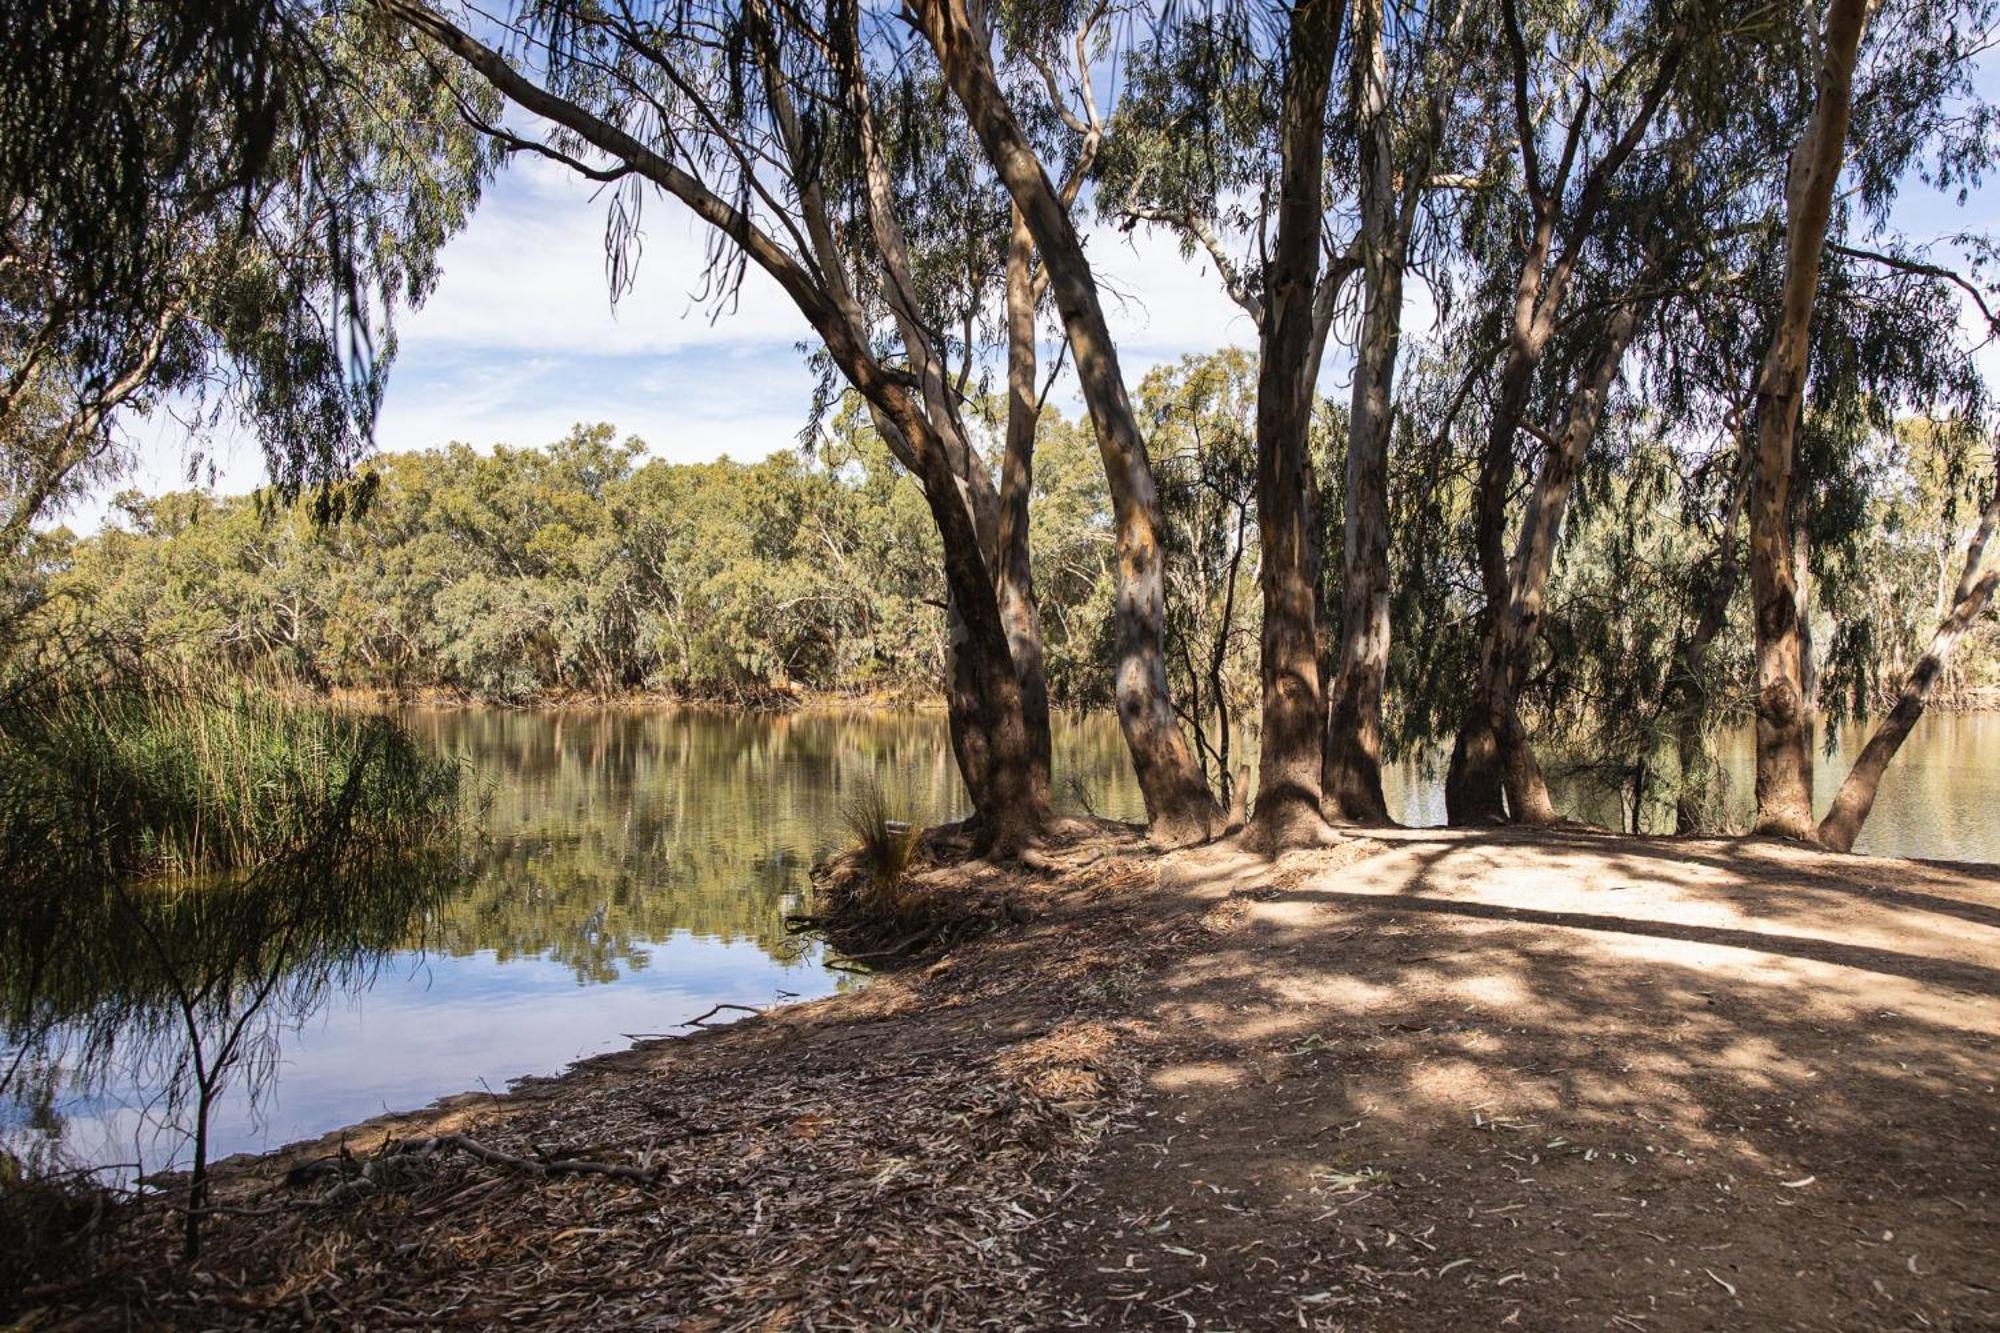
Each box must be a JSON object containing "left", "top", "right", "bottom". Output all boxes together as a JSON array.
[{"left": 396, "top": 154, "right": 815, "bottom": 358}]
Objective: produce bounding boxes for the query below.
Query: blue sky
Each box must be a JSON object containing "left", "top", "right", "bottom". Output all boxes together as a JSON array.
[
  {"left": 60, "top": 46, "right": 2000, "bottom": 531},
  {"left": 62, "top": 153, "right": 1254, "bottom": 529}
]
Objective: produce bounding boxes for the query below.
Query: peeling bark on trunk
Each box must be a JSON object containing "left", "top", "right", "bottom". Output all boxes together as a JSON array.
[
  {"left": 1818, "top": 478, "right": 1998, "bottom": 851},
  {"left": 916, "top": 0, "right": 1219, "bottom": 844},
  {"left": 1247, "top": 0, "right": 1342, "bottom": 848},
  {"left": 1749, "top": 0, "right": 1873, "bottom": 840},
  {"left": 1324, "top": 0, "right": 1399, "bottom": 825}
]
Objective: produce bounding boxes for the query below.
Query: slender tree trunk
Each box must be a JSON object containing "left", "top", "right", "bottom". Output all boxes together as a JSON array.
[
  {"left": 1486, "top": 296, "right": 1649, "bottom": 826},
  {"left": 1445, "top": 3, "right": 1681, "bottom": 826},
  {"left": 916, "top": 0, "right": 1219, "bottom": 843},
  {"left": 1247, "top": 0, "right": 1342, "bottom": 847},
  {"left": 1002, "top": 205, "right": 1054, "bottom": 805},
  {"left": 1749, "top": 0, "right": 1873, "bottom": 839},
  {"left": 1446, "top": 343, "right": 1538, "bottom": 825},
  {"left": 1324, "top": 0, "right": 1398, "bottom": 825},
  {"left": 746, "top": 0, "right": 1033, "bottom": 838},
  {"left": 1818, "top": 475, "right": 1998, "bottom": 850}
]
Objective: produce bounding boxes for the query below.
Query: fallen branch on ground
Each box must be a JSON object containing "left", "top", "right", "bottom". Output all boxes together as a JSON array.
[
  {"left": 677, "top": 1002, "right": 763, "bottom": 1028},
  {"left": 401, "top": 1134, "right": 660, "bottom": 1184}
]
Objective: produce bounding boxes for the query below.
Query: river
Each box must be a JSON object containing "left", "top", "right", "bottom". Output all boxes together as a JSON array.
[{"left": 4, "top": 706, "right": 1994, "bottom": 1175}]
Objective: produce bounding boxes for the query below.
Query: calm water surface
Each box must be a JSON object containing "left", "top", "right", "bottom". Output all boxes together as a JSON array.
[{"left": 5, "top": 707, "right": 1992, "bottom": 1174}]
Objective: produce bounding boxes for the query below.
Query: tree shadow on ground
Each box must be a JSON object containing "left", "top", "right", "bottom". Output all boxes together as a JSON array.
[{"left": 1045, "top": 830, "right": 1998, "bottom": 1331}]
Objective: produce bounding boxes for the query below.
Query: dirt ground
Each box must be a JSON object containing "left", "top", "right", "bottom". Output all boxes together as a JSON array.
[{"left": 15, "top": 826, "right": 1998, "bottom": 1330}]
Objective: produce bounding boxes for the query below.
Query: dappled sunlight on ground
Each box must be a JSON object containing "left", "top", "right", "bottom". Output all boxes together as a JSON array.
[{"left": 1051, "top": 828, "right": 1997, "bottom": 1329}]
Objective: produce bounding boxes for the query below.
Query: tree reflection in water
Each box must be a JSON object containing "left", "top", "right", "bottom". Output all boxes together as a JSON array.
[{"left": 5, "top": 839, "right": 463, "bottom": 1255}]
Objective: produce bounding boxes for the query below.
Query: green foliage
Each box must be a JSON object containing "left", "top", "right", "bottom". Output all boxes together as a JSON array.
[
  {"left": 0, "top": 670, "right": 460, "bottom": 885},
  {"left": 42, "top": 423, "right": 949, "bottom": 703},
  {"left": 0, "top": 1, "right": 497, "bottom": 545}
]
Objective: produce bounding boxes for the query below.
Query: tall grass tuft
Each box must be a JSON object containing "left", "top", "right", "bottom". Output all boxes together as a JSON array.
[{"left": 839, "top": 785, "right": 923, "bottom": 914}]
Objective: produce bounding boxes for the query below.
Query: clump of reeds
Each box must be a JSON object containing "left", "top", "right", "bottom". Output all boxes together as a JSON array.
[{"left": 0, "top": 664, "right": 463, "bottom": 886}]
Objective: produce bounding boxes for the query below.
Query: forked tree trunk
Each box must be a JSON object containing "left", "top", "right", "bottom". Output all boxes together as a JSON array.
[
  {"left": 1247, "top": 0, "right": 1342, "bottom": 847},
  {"left": 1818, "top": 477, "right": 1998, "bottom": 851},
  {"left": 1444, "top": 1, "right": 1682, "bottom": 826},
  {"left": 753, "top": 0, "right": 1038, "bottom": 837},
  {"left": 1324, "top": 0, "right": 1399, "bottom": 825},
  {"left": 378, "top": 0, "right": 1050, "bottom": 850},
  {"left": 1749, "top": 0, "right": 1873, "bottom": 840},
  {"left": 916, "top": 0, "right": 1219, "bottom": 844},
  {"left": 1485, "top": 295, "right": 1649, "bottom": 827},
  {"left": 1002, "top": 205, "right": 1054, "bottom": 806}
]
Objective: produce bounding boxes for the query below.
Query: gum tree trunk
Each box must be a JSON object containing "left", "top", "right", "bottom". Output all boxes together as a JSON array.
[
  {"left": 1324, "top": 0, "right": 1399, "bottom": 825},
  {"left": 1444, "top": 0, "right": 1681, "bottom": 826},
  {"left": 1818, "top": 476, "right": 1997, "bottom": 851},
  {"left": 1485, "top": 295, "right": 1649, "bottom": 827},
  {"left": 1749, "top": 0, "right": 1873, "bottom": 840},
  {"left": 916, "top": 0, "right": 1219, "bottom": 844},
  {"left": 1247, "top": 0, "right": 1343, "bottom": 847},
  {"left": 1002, "top": 204, "right": 1054, "bottom": 805},
  {"left": 379, "top": 0, "right": 1053, "bottom": 849}
]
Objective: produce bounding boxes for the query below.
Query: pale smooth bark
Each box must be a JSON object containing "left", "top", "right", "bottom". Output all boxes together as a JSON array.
[
  {"left": 1246, "top": 0, "right": 1343, "bottom": 847},
  {"left": 1818, "top": 475, "right": 1998, "bottom": 851},
  {"left": 1749, "top": 0, "right": 1874, "bottom": 839},
  {"left": 914, "top": 0, "right": 1220, "bottom": 843},
  {"left": 1324, "top": 0, "right": 1436, "bottom": 824}
]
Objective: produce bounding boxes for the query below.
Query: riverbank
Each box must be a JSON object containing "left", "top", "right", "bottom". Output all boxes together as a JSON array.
[
  {"left": 324, "top": 682, "right": 951, "bottom": 713},
  {"left": 15, "top": 826, "right": 1997, "bottom": 1329}
]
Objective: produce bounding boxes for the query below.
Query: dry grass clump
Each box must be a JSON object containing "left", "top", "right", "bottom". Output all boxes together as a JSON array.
[
  {"left": 838, "top": 784, "right": 925, "bottom": 915},
  {"left": 796, "top": 787, "right": 1017, "bottom": 963}
]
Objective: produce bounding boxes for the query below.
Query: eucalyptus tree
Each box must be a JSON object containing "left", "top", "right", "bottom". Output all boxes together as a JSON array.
[
  {"left": 1233, "top": 0, "right": 1344, "bottom": 845},
  {"left": 1323, "top": 0, "right": 1473, "bottom": 823},
  {"left": 1437, "top": 0, "right": 1696, "bottom": 825},
  {"left": 1819, "top": 443, "right": 1998, "bottom": 849},
  {"left": 0, "top": 0, "right": 494, "bottom": 553},
  {"left": 1721, "top": 0, "right": 1997, "bottom": 840},
  {"left": 1088, "top": 1, "right": 1353, "bottom": 839},
  {"left": 906, "top": 0, "right": 1226, "bottom": 842},
  {"left": 1099, "top": 0, "right": 1476, "bottom": 829},
  {"left": 1745, "top": 0, "right": 1875, "bottom": 838},
  {"left": 372, "top": 0, "right": 1078, "bottom": 849}
]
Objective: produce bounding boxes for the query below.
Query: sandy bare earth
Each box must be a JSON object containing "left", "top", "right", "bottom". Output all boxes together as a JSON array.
[{"left": 18, "top": 827, "right": 1997, "bottom": 1330}]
